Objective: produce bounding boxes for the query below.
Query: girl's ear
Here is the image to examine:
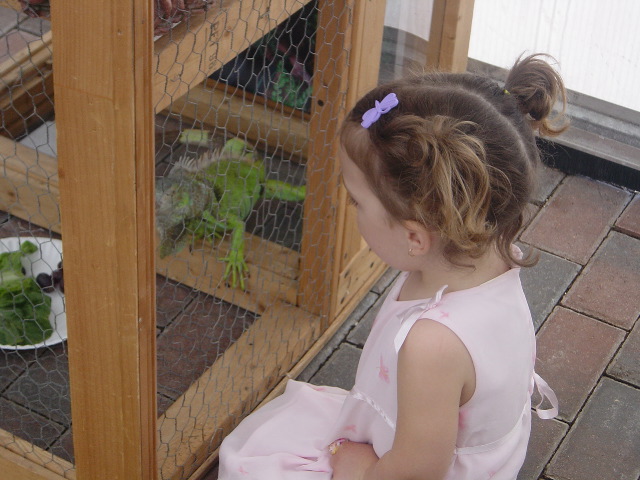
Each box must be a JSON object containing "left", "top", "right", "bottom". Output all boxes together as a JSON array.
[{"left": 404, "top": 220, "right": 436, "bottom": 256}]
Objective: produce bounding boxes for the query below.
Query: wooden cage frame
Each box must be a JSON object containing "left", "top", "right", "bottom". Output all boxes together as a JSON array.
[{"left": 0, "top": 0, "right": 474, "bottom": 479}]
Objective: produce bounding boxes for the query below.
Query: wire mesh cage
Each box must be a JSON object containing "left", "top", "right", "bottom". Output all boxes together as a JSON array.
[{"left": 0, "top": 0, "right": 392, "bottom": 478}]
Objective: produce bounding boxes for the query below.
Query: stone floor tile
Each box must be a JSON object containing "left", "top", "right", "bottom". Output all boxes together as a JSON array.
[
  {"left": 518, "top": 246, "right": 581, "bottom": 330},
  {"left": 0, "top": 398, "right": 65, "bottom": 451},
  {"left": 348, "top": 291, "right": 387, "bottom": 347},
  {"left": 547, "top": 378, "right": 640, "bottom": 480},
  {"left": 4, "top": 346, "right": 71, "bottom": 425},
  {"left": 156, "top": 275, "right": 198, "bottom": 329},
  {"left": 535, "top": 307, "right": 625, "bottom": 422},
  {"left": 520, "top": 176, "right": 631, "bottom": 264},
  {"left": 18, "top": 15, "right": 51, "bottom": 36},
  {"left": 49, "top": 427, "right": 74, "bottom": 464},
  {"left": 297, "top": 292, "right": 378, "bottom": 382},
  {"left": 310, "top": 343, "right": 362, "bottom": 390},
  {"left": 0, "top": 28, "right": 38, "bottom": 63},
  {"left": 0, "top": 349, "right": 33, "bottom": 392},
  {"left": 371, "top": 268, "right": 400, "bottom": 295},
  {"left": 156, "top": 293, "right": 257, "bottom": 398},
  {"left": 615, "top": 193, "right": 640, "bottom": 239},
  {"left": 0, "top": 6, "right": 20, "bottom": 35},
  {"left": 563, "top": 232, "right": 640, "bottom": 330},
  {"left": 531, "top": 164, "right": 565, "bottom": 206},
  {"left": 518, "top": 416, "right": 568, "bottom": 480},
  {"left": 520, "top": 203, "right": 542, "bottom": 234},
  {"left": 608, "top": 320, "right": 640, "bottom": 387}
]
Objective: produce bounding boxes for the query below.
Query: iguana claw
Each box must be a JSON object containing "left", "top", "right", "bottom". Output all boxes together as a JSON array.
[{"left": 220, "top": 249, "right": 248, "bottom": 290}]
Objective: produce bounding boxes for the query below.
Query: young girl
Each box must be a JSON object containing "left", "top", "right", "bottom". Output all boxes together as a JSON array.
[{"left": 218, "top": 54, "right": 565, "bottom": 480}]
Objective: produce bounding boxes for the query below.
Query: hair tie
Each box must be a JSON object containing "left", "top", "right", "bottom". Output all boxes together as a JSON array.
[
  {"left": 503, "top": 89, "right": 511, "bottom": 95},
  {"left": 361, "top": 92, "right": 399, "bottom": 128}
]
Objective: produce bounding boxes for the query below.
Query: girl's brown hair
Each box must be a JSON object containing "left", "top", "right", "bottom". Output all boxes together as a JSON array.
[{"left": 340, "top": 54, "right": 568, "bottom": 267}]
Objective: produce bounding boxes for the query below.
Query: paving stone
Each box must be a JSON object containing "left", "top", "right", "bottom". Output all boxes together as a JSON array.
[
  {"left": 310, "top": 343, "right": 362, "bottom": 390},
  {"left": 371, "top": 268, "right": 400, "bottom": 295},
  {"left": 615, "top": 193, "right": 640, "bottom": 239},
  {"left": 18, "top": 15, "right": 51, "bottom": 36},
  {"left": 0, "top": 349, "right": 33, "bottom": 392},
  {"left": 0, "top": 6, "right": 21, "bottom": 35},
  {"left": 563, "top": 232, "right": 640, "bottom": 330},
  {"left": 0, "top": 28, "right": 38, "bottom": 62},
  {"left": 547, "top": 378, "right": 640, "bottom": 480},
  {"left": 49, "top": 427, "right": 74, "bottom": 464},
  {"left": 518, "top": 246, "right": 581, "bottom": 330},
  {"left": 531, "top": 164, "right": 565, "bottom": 206},
  {"left": 4, "top": 346, "right": 71, "bottom": 425},
  {"left": 0, "top": 397, "right": 65, "bottom": 450},
  {"left": 608, "top": 320, "right": 640, "bottom": 387},
  {"left": 155, "top": 275, "right": 197, "bottom": 329},
  {"left": 517, "top": 416, "right": 568, "bottom": 480},
  {"left": 297, "top": 291, "right": 378, "bottom": 382},
  {"left": 348, "top": 291, "right": 387, "bottom": 347},
  {"left": 519, "top": 203, "right": 542, "bottom": 235},
  {"left": 156, "top": 293, "right": 257, "bottom": 398},
  {"left": 521, "top": 176, "right": 631, "bottom": 264},
  {"left": 535, "top": 307, "right": 625, "bottom": 422}
]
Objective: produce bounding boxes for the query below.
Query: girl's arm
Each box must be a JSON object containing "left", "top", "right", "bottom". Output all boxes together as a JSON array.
[{"left": 331, "top": 319, "right": 474, "bottom": 480}]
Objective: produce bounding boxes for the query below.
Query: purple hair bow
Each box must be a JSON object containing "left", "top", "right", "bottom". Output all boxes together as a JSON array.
[{"left": 361, "top": 92, "right": 399, "bottom": 128}]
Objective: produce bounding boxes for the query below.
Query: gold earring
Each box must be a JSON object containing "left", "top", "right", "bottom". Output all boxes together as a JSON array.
[{"left": 408, "top": 248, "right": 415, "bottom": 257}]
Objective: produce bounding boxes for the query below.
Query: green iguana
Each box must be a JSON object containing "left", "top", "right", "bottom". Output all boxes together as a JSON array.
[{"left": 156, "top": 137, "right": 306, "bottom": 290}]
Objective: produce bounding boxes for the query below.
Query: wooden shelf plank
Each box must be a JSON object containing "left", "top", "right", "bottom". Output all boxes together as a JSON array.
[
  {"left": 0, "top": 136, "right": 61, "bottom": 232},
  {"left": 0, "top": 428, "right": 75, "bottom": 480},
  {"left": 156, "top": 233, "right": 300, "bottom": 316},
  {"left": 157, "top": 300, "right": 321, "bottom": 480},
  {"left": 153, "top": 0, "right": 308, "bottom": 112},
  {"left": 166, "top": 81, "right": 309, "bottom": 160}
]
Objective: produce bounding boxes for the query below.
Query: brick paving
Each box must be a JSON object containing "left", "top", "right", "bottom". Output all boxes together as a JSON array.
[{"left": 290, "top": 165, "right": 640, "bottom": 480}]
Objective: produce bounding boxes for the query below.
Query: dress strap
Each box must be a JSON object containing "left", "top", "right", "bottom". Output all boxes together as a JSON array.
[
  {"left": 532, "top": 372, "right": 559, "bottom": 419},
  {"left": 393, "top": 285, "right": 448, "bottom": 353}
]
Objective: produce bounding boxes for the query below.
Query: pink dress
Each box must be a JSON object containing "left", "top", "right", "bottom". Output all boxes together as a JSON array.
[{"left": 218, "top": 266, "right": 557, "bottom": 479}]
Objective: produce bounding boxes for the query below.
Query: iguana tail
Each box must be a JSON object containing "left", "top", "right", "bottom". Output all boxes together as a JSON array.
[{"left": 264, "top": 180, "right": 306, "bottom": 202}]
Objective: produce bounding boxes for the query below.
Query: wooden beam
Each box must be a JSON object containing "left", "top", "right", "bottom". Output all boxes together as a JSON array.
[
  {"left": 0, "top": 0, "right": 21, "bottom": 11},
  {"left": 0, "top": 31, "right": 54, "bottom": 138},
  {"left": 0, "top": 446, "right": 67, "bottom": 480},
  {"left": 298, "top": 0, "right": 387, "bottom": 320},
  {"left": 298, "top": 0, "right": 352, "bottom": 318},
  {"left": 50, "top": 0, "right": 157, "bottom": 479},
  {"left": 166, "top": 81, "right": 309, "bottom": 161},
  {"left": 0, "top": 428, "right": 75, "bottom": 480},
  {"left": 0, "top": 136, "right": 60, "bottom": 232},
  {"left": 156, "top": 233, "right": 300, "bottom": 316},
  {"left": 157, "top": 301, "right": 321, "bottom": 480},
  {"left": 335, "top": 0, "right": 385, "bottom": 273},
  {"left": 427, "top": 0, "right": 475, "bottom": 72},
  {"left": 153, "top": 0, "right": 307, "bottom": 112}
]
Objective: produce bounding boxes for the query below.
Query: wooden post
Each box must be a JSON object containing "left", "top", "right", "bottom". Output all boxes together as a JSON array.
[
  {"left": 299, "top": 0, "right": 387, "bottom": 320},
  {"left": 427, "top": 0, "right": 475, "bottom": 72},
  {"left": 50, "top": 1, "right": 157, "bottom": 479}
]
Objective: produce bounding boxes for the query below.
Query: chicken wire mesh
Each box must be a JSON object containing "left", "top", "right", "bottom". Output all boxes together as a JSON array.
[
  {"left": 0, "top": 0, "right": 358, "bottom": 478},
  {"left": 0, "top": 4, "right": 73, "bottom": 475}
]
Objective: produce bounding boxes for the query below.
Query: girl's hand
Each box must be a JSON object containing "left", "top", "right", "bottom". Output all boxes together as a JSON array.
[{"left": 330, "top": 441, "right": 378, "bottom": 480}]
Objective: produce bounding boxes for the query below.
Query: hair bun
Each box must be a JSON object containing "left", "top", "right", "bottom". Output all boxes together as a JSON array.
[{"left": 504, "top": 54, "right": 569, "bottom": 136}]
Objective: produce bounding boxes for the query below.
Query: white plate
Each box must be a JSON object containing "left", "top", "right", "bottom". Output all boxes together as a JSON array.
[{"left": 0, "top": 237, "right": 65, "bottom": 350}]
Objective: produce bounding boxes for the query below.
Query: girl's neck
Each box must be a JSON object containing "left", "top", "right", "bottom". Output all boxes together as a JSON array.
[{"left": 398, "top": 247, "right": 510, "bottom": 302}]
